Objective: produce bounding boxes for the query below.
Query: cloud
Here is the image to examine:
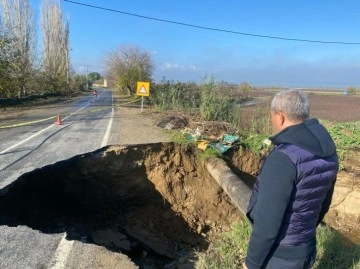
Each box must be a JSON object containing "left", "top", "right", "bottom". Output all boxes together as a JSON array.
[
  {"left": 159, "top": 62, "right": 200, "bottom": 72},
  {"left": 189, "top": 65, "right": 200, "bottom": 71},
  {"left": 161, "top": 62, "right": 180, "bottom": 71}
]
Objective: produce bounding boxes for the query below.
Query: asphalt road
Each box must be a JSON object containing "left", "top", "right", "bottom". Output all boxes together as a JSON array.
[
  {"left": 0, "top": 89, "right": 115, "bottom": 190},
  {"left": 0, "top": 89, "right": 138, "bottom": 269}
]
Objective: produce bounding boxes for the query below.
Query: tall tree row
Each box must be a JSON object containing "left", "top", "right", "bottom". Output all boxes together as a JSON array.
[
  {"left": 41, "top": 0, "right": 69, "bottom": 85},
  {"left": 0, "top": 0, "right": 69, "bottom": 98},
  {"left": 0, "top": 0, "right": 35, "bottom": 98}
]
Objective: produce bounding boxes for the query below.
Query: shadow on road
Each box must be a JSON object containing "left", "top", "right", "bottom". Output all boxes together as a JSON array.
[{"left": 0, "top": 146, "right": 208, "bottom": 268}]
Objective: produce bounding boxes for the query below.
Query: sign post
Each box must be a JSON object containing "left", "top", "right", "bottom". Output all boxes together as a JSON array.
[{"left": 136, "top": 81, "right": 150, "bottom": 112}]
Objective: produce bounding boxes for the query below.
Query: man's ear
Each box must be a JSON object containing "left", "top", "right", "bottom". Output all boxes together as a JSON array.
[{"left": 278, "top": 112, "right": 286, "bottom": 127}]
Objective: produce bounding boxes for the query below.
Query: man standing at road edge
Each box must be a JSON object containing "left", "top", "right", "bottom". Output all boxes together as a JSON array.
[{"left": 243, "top": 89, "right": 339, "bottom": 269}]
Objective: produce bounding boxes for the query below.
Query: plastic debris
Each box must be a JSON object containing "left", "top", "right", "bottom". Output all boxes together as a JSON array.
[{"left": 181, "top": 127, "right": 239, "bottom": 154}]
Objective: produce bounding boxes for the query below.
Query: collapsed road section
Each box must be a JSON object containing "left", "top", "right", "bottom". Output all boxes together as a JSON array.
[
  {"left": 0, "top": 142, "right": 251, "bottom": 268},
  {"left": 1, "top": 141, "right": 359, "bottom": 268}
]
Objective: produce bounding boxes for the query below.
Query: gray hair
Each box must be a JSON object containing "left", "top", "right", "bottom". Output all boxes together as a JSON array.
[{"left": 270, "top": 89, "right": 310, "bottom": 122}]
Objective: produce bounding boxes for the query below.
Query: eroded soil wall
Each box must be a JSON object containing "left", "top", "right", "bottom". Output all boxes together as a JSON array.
[{"left": 0, "top": 142, "right": 242, "bottom": 267}]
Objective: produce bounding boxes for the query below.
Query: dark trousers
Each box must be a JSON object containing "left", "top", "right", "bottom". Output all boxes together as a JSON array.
[{"left": 264, "top": 248, "right": 316, "bottom": 269}]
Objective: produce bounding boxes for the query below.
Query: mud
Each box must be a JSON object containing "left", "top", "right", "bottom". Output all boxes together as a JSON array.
[{"left": 0, "top": 142, "right": 244, "bottom": 268}]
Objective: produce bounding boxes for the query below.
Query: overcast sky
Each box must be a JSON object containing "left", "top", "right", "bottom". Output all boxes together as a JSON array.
[{"left": 31, "top": 0, "right": 360, "bottom": 88}]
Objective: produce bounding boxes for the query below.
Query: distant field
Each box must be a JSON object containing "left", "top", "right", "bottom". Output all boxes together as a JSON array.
[
  {"left": 308, "top": 94, "right": 360, "bottom": 122},
  {"left": 250, "top": 90, "right": 360, "bottom": 123}
]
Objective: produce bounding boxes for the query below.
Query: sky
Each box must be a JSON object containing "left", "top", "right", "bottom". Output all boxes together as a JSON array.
[{"left": 30, "top": 0, "right": 360, "bottom": 88}]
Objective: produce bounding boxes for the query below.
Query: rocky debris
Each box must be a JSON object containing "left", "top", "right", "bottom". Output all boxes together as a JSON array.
[
  {"left": 156, "top": 115, "right": 189, "bottom": 129},
  {"left": 91, "top": 229, "right": 131, "bottom": 251},
  {"left": 125, "top": 226, "right": 175, "bottom": 259},
  {"left": 189, "top": 121, "right": 234, "bottom": 137}
]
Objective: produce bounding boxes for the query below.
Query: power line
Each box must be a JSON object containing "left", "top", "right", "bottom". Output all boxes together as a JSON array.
[{"left": 63, "top": 0, "right": 360, "bottom": 45}]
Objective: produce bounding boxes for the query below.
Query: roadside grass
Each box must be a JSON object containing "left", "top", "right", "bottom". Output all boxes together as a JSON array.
[
  {"left": 239, "top": 133, "right": 271, "bottom": 153},
  {"left": 171, "top": 130, "right": 192, "bottom": 144},
  {"left": 195, "top": 221, "right": 250, "bottom": 269},
  {"left": 195, "top": 220, "right": 360, "bottom": 269},
  {"left": 197, "top": 147, "right": 221, "bottom": 162},
  {"left": 315, "top": 225, "right": 360, "bottom": 269}
]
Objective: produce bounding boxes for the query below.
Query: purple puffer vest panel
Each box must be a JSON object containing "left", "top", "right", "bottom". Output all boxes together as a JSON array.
[{"left": 275, "top": 144, "right": 338, "bottom": 246}]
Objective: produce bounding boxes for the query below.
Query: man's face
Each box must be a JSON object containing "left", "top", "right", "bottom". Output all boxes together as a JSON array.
[{"left": 270, "top": 110, "right": 282, "bottom": 133}]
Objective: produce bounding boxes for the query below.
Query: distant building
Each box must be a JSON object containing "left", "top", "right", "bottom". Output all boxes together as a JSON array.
[{"left": 93, "top": 78, "right": 108, "bottom": 88}]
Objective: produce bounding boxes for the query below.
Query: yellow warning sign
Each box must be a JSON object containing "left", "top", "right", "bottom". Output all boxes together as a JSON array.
[{"left": 136, "top": 81, "right": 150, "bottom": 96}]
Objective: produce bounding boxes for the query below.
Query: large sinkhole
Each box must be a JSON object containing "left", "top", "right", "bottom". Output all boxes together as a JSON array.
[{"left": 0, "top": 142, "right": 256, "bottom": 268}]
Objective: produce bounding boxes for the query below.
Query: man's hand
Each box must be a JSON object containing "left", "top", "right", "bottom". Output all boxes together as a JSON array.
[{"left": 243, "top": 262, "right": 248, "bottom": 269}]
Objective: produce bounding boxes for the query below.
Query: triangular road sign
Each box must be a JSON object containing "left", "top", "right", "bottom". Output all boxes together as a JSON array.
[
  {"left": 136, "top": 81, "right": 150, "bottom": 96},
  {"left": 139, "top": 86, "right": 147, "bottom": 94}
]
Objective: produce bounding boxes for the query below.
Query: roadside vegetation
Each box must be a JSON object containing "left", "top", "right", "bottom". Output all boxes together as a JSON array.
[
  {"left": 195, "top": 219, "right": 360, "bottom": 269},
  {"left": 151, "top": 77, "right": 272, "bottom": 152},
  {"left": 151, "top": 78, "right": 359, "bottom": 167}
]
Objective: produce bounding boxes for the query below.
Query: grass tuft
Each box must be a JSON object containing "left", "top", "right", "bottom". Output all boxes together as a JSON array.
[{"left": 195, "top": 220, "right": 360, "bottom": 269}]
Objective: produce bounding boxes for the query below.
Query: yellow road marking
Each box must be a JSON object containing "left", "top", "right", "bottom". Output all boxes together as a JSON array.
[{"left": 0, "top": 98, "right": 141, "bottom": 130}]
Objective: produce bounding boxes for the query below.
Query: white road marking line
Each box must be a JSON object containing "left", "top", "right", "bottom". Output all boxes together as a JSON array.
[
  {"left": 48, "top": 233, "right": 74, "bottom": 269},
  {"left": 0, "top": 125, "right": 54, "bottom": 155},
  {"left": 101, "top": 91, "right": 114, "bottom": 147},
  {"left": 62, "top": 103, "right": 89, "bottom": 121},
  {"left": 0, "top": 103, "right": 91, "bottom": 155}
]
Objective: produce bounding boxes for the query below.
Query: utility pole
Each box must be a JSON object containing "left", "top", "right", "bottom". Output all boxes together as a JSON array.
[
  {"left": 86, "top": 65, "right": 88, "bottom": 90},
  {"left": 65, "top": 47, "right": 69, "bottom": 85},
  {"left": 138, "top": 64, "right": 144, "bottom": 112},
  {"left": 84, "top": 64, "right": 90, "bottom": 90}
]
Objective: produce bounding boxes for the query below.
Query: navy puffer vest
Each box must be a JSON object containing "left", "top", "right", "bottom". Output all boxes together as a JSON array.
[{"left": 275, "top": 143, "right": 338, "bottom": 246}]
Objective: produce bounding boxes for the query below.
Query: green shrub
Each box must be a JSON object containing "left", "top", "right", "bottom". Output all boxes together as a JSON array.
[
  {"left": 326, "top": 121, "right": 360, "bottom": 149},
  {"left": 150, "top": 78, "right": 200, "bottom": 111},
  {"left": 200, "top": 76, "right": 233, "bottom": 122},
  {"left": 232, "top": 105, "right": 272, "bottom": 135},
  {"left": 238, "top": 82, "right": 252, "bottom": 99}
]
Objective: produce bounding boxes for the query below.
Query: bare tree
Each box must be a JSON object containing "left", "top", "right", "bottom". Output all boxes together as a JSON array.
[
  {"left": 105, "top": 45, "right": 153, "bottom": 95},
  {"left": 41, "top": 0, "right": 69, "bottom": 89},
  {"left": 0, "top": 0, "right": 36, "bottom": 97}
]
